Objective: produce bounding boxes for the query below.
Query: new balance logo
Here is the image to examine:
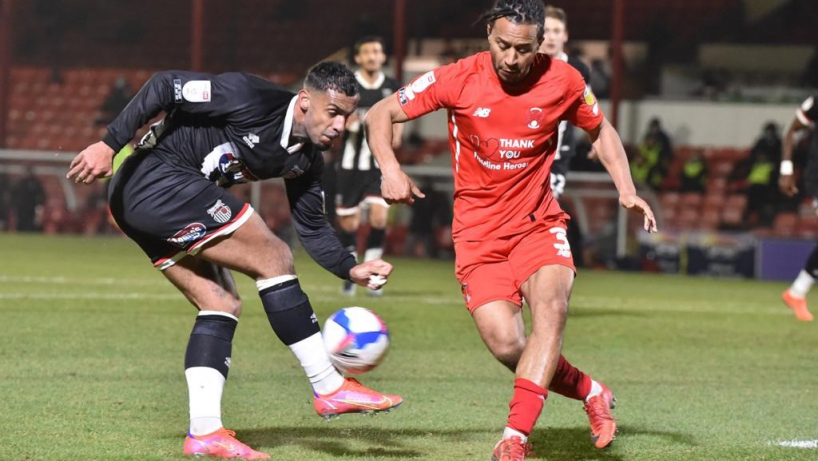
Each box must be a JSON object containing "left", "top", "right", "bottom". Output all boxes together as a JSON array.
[{"left": 473, "top": 108, "right": 491, "bottom": 118}]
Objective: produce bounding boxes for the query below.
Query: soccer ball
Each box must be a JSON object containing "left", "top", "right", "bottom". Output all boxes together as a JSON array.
[{"left": 323, "top": 307, "right": 390, "bottom": 374}]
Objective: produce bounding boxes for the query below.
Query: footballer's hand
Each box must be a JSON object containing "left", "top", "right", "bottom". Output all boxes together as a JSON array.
[
  {"left": 67, "top": 141, "right": 116, "bottom": 184},
  {"left": 587, "top": 146, "right": 599, "bottom": 160},
  {"left": 381, "top": 168, "right": 425, "bottom": 205},
  {"left": 349, "top": 259, "right": 394, "bottom": 290},
  {"left": 620, "top": 194, "right": 658, "bottom": 233},
  {"left": 779, "top": 174, "right": 798, "bottom": 197}
]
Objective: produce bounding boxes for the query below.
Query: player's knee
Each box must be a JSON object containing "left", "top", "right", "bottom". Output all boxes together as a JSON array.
[
  {"left": 531, "top": 298, "right": 569, "bottom": 329},
  {"left": 257, "top": 235, "right": 295, "bottom": 279},
  {"left": 370, "top": 215, "right": 387, "bottom": 229},
  {"left": 369, "top": 205, "right": 388, "bottom": 228},
  {"left": 488, "top": 334, "right": 525, "bottom": 367},
  {"left": 337, "top": 215, "right": 359, "bottom": 233}
]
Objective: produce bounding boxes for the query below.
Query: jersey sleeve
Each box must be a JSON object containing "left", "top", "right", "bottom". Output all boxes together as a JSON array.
[
  {"left": 796, "top": 96, "right": 817, "bottom": 127},
  {"left": 397, "top": 61, "right": 467, "bottom": 119},
  {"left": 564, "top": 68, "right": 604, "bottom": 132},
  {"left": 285, "top": 154, "right": 357, "bottom": 280},
  {"left": 103, "top": 71, "right": 264, "bottom": 152}
]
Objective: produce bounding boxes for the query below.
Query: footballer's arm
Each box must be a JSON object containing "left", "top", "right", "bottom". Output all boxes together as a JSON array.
[
  {"left": 780, "top": 116, "right": 810, "bottom": 196},
  {"left": 586, "top": 118, "right": 658, "bottom": 232},
  {"left": 68, "top": 71, "right": 258, "bottom": 184},
  {"left": 285, "top": 156, "right": 393, "bottom": 289},
  {"left": 366, "top": 95, "right": 425, "bottom": 204}
]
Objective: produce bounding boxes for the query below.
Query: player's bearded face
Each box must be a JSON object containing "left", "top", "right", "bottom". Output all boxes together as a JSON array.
[
  {"left": 355, "top": 42, "right": 386, "bottom": 73},
  {"left": 487, "top": 18, "right": 543, "bottom": 84},
  {"left": 303, "top": 89, "right": 359, "bottom": 150},
  {"left": 541, "top": 17, "right": 568, "bottom": 56}
]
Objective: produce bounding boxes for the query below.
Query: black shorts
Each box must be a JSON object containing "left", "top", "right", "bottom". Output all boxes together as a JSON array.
[
  {"left": 334, "top": 169, "right": 388, "bottom": 216},
  {"left": 108, "top": 149, "right": 253, "bottom": 270}
]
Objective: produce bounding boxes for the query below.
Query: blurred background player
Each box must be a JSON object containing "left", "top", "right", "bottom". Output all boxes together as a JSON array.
[
  {"left": 336, "top": 36, "right": 403, "bottom": 296},
  {"left": 780, "top": 95, "right": 818, "bottom": 322},
  {"left": 366, "top": 1, "right": 657, "bottom": 459},
  {"left": 539, "top": 5, "right": 589, "bottom": 201}
]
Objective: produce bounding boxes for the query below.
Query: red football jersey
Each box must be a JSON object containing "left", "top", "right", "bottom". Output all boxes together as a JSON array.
[{"left": 398, "top": 51, "right": 603, "bottom": 242}]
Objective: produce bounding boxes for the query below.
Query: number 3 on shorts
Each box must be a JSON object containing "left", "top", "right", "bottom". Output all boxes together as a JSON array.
[{"left": 550, "top": 228, "right": 571, "bottom": 258}]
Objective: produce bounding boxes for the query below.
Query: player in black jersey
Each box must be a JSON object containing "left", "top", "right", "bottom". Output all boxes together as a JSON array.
[
  {"left": 780, "top": 95, "right": 818, "bottom": 322},
  {"left": 336, "top": 36, "right": 403, "bottom": 296},
  {"left": 539, "top": 5, "right": 591, "bottom": 200},
  {"left": 67, "top": 62, "right": 402, "bottom": 459}
]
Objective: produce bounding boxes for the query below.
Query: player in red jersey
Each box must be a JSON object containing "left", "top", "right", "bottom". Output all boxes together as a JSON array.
[{"left": 366, "top": 1, "right": 656, "bottom": 459}]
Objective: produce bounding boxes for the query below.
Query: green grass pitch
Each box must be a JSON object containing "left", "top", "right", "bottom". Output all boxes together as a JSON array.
[{"left": 1, "top": 234, "right": 816, "bottom": 460}]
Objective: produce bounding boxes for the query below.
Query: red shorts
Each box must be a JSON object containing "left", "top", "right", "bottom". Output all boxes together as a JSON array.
[{"left": 454, "top": 220, "right": 576, "bottom": 313}]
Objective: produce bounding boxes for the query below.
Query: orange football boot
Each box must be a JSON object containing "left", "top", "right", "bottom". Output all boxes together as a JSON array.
[
  {"left": 584, "top": 383, "right": 617, "bottom": 449},
  {"left": 491, "top": 436, "right": 533, "bottom": 461},
  {"left": 782, "top": 290, "right": 814, "bottom": 321},
  {"left": 183, "top": 428, "right": 269, "bottom": 459},
  {"left": 313, "top": 377, "right": 402, "bottom": 419}
]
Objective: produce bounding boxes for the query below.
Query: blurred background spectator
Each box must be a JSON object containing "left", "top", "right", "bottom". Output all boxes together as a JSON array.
[
  {"left": 96, "top": 77, "right": 133, "bottom": 126},
  {"left": 679, "top": 151, "right": 707, "bottom": 193},
  {"left": 11, "top": 166, "right": 45, "bottom": 232}
]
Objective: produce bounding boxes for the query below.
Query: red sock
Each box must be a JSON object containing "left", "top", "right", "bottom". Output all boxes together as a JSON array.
[
  {"left": 548, "top": 355, "right": 593, "bottom": 401},
  {"left": 507, "top": 378, "right": 547, "bottom": 436}
]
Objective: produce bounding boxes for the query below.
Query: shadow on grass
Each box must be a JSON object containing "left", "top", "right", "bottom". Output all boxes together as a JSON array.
[
  {"left": 237, "top": 425, "right": 497, "bottom": 458},
  {"left": 172, "top": 424, "right": 693, "bottom": 459},
  {"left": 530, "top": 424, "right": 695, "bottom": 460}
]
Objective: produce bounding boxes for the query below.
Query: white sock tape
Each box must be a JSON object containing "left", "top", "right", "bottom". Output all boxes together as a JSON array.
[{"left": 256, "top": 274, "right": 298, "bottom": 291}]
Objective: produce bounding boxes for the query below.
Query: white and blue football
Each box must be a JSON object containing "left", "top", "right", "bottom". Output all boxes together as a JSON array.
[{"left": 323, "top": 307, "right": 390, "bottom": 374}]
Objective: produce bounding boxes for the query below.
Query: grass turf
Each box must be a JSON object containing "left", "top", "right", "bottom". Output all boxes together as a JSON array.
[{"left": 0, "top": 233, "right": 816, "bottom": 460}]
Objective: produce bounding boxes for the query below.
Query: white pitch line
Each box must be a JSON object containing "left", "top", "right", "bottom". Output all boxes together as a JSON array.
[
  {"left": 0, "top": 293, "right": 180, "bottom": 300},
  {"left": 768, "top": 440, "right": 818, "bottom": 449},
  {"left": 0, "top": 275, "right": 164, "bottom": 287},
  {"left": 0, "top": 292, "right": 458, "bottom": 305},
  {"left": 0, "top": 277, "right": 797, "bottom": 314}
]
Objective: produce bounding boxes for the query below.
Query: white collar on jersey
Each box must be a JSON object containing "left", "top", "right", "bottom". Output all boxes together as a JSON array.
[
  {"left": 355, "top": 70, "right": 385, "bottom": 90},
  {"left": 556, "top": 51, "right": 569, "bottom": 62},
  {"left": 280, "top": 95, "right": 305, "bottom": 154}
]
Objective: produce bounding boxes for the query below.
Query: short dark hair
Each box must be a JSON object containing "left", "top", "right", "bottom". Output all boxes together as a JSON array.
[
  {"left": 544, "top": 5, "right": 567, "bottom": 26},
  {"left": 304, "top": 61, "right": 358, "bottom": 97},
  {"left": 354, "top": 36, "right": 386, "bottom": 56},
  {"left": 478, "top": 0, "right": 545, "bottom": 40}
]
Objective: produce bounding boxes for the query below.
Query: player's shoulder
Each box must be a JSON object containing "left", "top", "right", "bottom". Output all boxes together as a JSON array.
[
  {"left": 567, "top": 55, "right": 591, "bottom": 82},
  {"left": 542, "top": 55, "right": 585, "bottom": 87},
  {"left": 436, "top": 52, "right": 488, "bottom": 78},
  {"left": 232, "top": 73, "right": 294, "bottom": 113},
  {"left": 383, "top": 76, "right": 401, "bottom": 89}
]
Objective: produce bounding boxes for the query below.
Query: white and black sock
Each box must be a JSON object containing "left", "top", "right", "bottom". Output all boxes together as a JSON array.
[
  {"left": 185, "top": 310, "right": 237, "bottom": 436},
  {"left": 258, "top": 276, "right": 344, "bottom": 396}
]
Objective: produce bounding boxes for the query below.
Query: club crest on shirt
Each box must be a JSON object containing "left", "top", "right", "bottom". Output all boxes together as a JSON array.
[{"left": 526, "top": 107, "right": 544, "bottom": 129}]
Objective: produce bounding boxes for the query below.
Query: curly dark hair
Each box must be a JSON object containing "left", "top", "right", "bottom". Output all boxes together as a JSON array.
[
  {"left": 477, "top": 0, "right": 546, "bottom": 40},
  {"left": 304, "top": 61, "right": 359, "bottom": 97}
]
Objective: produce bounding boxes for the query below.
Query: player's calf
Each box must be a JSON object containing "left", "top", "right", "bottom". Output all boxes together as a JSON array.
[
  {"left": 258, "top": 275, "right": 346, "bottom": 395},
  {"left": 185, "top": 311, "right": 238, "bottom": 437}
]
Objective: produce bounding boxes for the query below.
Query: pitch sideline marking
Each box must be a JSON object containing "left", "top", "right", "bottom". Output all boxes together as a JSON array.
[{"left": 768, "top": 440, "right": 818, "bottom": 449}]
